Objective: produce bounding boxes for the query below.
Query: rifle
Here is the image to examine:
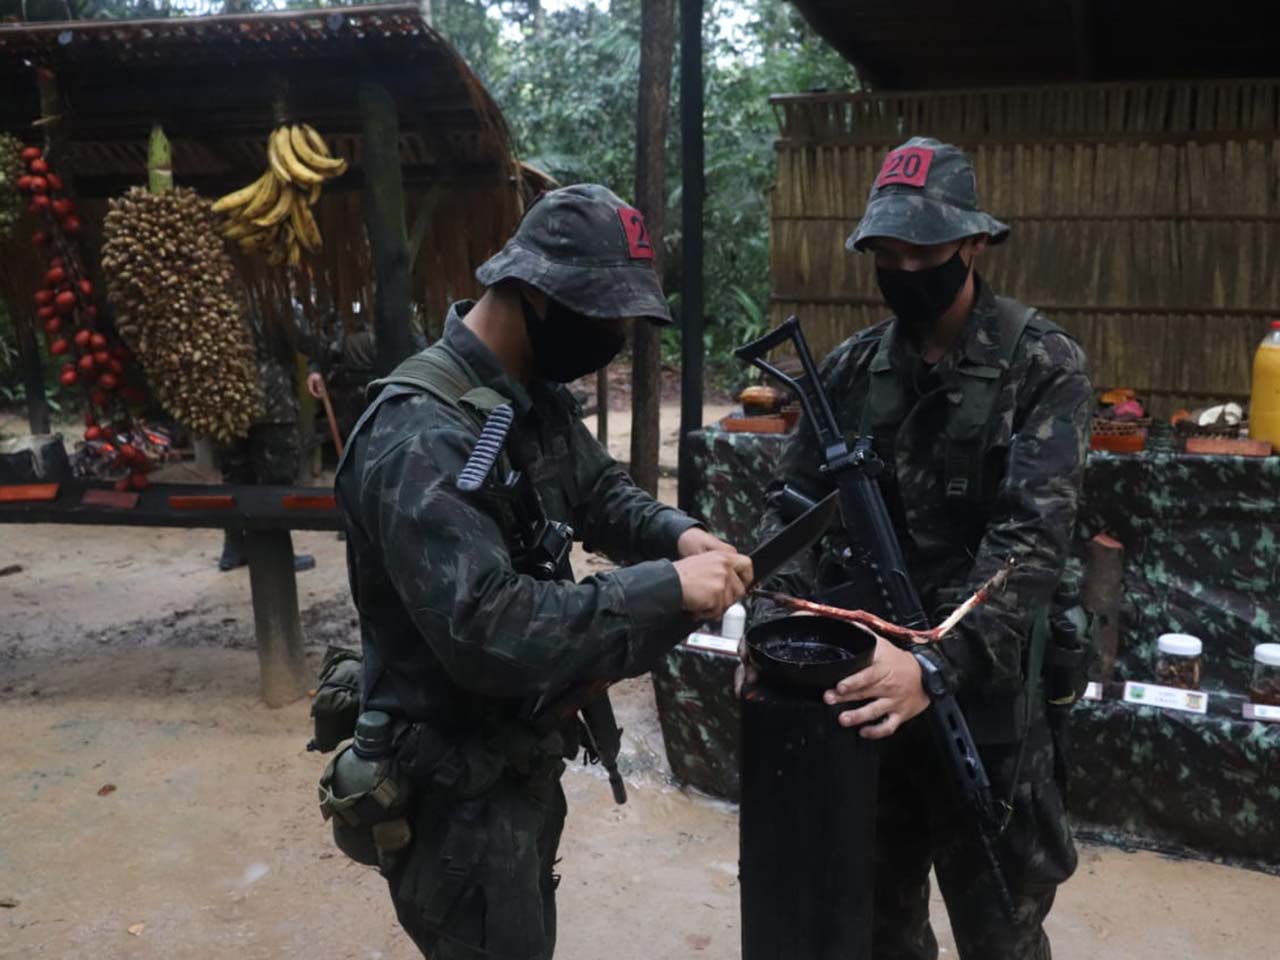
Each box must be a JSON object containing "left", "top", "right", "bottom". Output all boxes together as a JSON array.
[
  {"left": 457, "top": 404, "right": 629, "bottom": 805},
  {"left": 735, "top": 315, "right": 1015, "bottom": 920}
]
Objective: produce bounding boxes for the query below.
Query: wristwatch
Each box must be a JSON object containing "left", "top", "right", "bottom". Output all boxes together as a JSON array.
[{"left": 911, "top": 649, "right": 949, "bottom": 701}]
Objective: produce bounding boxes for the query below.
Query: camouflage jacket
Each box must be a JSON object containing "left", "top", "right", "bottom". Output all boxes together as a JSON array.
[
  {"left": 335, "top": 303, "right": 700, "bottom": 729},
  {"left": 248, "top": 313, "right": 300, "bottom": 426},
  {"left": 760, "top": 278, "right": 1093, "bottom": 706}
]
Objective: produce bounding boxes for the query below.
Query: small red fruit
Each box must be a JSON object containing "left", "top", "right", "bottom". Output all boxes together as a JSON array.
[
  {"left": 74, "top": 329, "right": 92, "bottom": 349},
  {"left": 20, "top": 146, "right": 41, "bottom": 162},
  {"left": 51, "top": 198, "right": 74, "bottom": 219},
  {"left": 43, "top": 317, "right": 62, "bottom": 335},
  {"left": 91, "top": 390, "right": 107, "bottom": 407},
  {"left": 114, "top": 476, "right": 131, "bottom": 493},
  {"left": 79, "top": 279, "right": 94, "bottom": 298},
  {"left": 55, "top": 290, "right": 76, "bottom": 313},
  {"left": 44, "top": 267, "right": 65, "bottom": 286},
  {"left": 119, "top": 443, "right": 139, "bottom": 462},
  {"left": 46, "top": 172, "right": 63, "bottom": 192},
  {"left": 84, "top": 425, "right": 103, "bottom": 442},
  {"left": 62, "top": 215, "right": 82, "bottom": 234},
  {"left": 29, "top": 195, "right": 50, "bottom": 213},
  {"left": 28, "top": 158, "right": 48, "bottom": 175},
  {"left": 90, "top": 333, "right": 107, "bottom": 350},
  {"left": 78, "top": 354, "right": 96, "bottom": 373},
  {"left": 94, "top": 350, "right": 110, "bottom": 366},
  {"left": 17, "top": 175, "right": 32, "bottom": 192},
  {"left": 99, "top": 372, "right": 119, "bottom": 390},
  {"left": 34, "top": 289, "right": 54, "bottom": 306},
  {"left": 49, "top": 337, "right": 69, "bottom": 356},
  {"left": 107, "top": 358, "right": 125, "bottom": 376},
  {"left": 28, "top": 177, "right": 47, "bottom": 194},
  {"left": 84, "top": 305, "right": 98, "bottom": 321},
  {"left": 50, "top": 256, "right": 64, "bottom": 268},
  {"left": 60, "top": 369, "right": 78, "bottom": 387},
  {"left": 129, "top": 472, "right": 149, "bottom": 491},
  {"left": 37, "top": 305, "right": 57, "bottom": 321}
]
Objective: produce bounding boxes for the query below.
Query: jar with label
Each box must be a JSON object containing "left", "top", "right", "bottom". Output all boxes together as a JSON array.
[
  {"left": 1154, "top": 634, "right": 1202, "bottom": 690},
  {"left": 1249, "top": 644, "right": 1280, "bottom": 706}
]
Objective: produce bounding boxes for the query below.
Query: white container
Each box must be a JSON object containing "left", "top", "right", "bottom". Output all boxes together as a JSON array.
[
  {"left": 1155, "top": 633, "right": 1202, "bottom": 690},
  {"left": 720, "top": 603, "right": 747, "bottom": 642},
  {"left": 1250, "top": 643, "right": 1280, "bottom": 706}
]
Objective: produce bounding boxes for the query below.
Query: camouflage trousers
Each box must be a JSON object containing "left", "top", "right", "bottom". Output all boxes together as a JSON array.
[
  {"left": 386, "top": 761, "right": 567, "bottom": 960},
  {"left": 872, "top": 698, "right": 1077, "bottom": 960},
  {"left": 217, "top": 422, "right": 301, "bottom": 487}
]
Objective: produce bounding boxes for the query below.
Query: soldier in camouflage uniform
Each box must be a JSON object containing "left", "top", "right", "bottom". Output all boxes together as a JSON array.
[
  {"left": 216, "top": 314, "right": 315, "bottom": 572},
  {"left": 753, "top": 139, "right": 1092, "bottom": 959},
  {"left": 335, "top": 184, "right": 752, "bottom": 959}
]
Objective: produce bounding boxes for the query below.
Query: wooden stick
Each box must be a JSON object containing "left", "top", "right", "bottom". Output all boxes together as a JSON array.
[
  {"left": 315, "top": 378, "right": 344, "bottom": 459},
  {"left": 756, "top": 564, "right": 1013, "bottom": 646}
]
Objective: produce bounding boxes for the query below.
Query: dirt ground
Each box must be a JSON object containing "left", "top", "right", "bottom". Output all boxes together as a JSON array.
[{"left": 1, "top": 410, "right": 1275, "bottom": 958}]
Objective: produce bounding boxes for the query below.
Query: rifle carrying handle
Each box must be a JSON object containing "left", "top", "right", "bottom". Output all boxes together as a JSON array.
[{"left": 734, "top": 316, "right": 801, "bottom": 363}]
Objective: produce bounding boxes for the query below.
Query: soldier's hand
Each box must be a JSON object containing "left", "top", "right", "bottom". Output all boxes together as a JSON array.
[
  {"left": 674, "top": 551, "right": 753, "bottom": 622},
  {"left": 676, "top": 527, "right": 737, "bottom": 558},
  {"left": 823, "top": 636, "right": 930, "bottom": 740},
  {"left": 307, "top": 372, "right": 326, "bottom": 399}
]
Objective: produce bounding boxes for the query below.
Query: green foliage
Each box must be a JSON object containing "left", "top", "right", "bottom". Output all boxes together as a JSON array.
[{"left": 441, "top": 0, "right": 856, "bottom": 377}]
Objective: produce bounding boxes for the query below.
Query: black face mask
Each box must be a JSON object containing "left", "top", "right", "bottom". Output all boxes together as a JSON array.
[
  {"left": 875, "top": 248, "right": 971, "bottom": 331},
  {"left": 523, "top": 297, "right": 626, "bottom": 383}
]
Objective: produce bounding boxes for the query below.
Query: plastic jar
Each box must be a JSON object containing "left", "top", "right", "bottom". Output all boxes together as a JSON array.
[
  {"left": 1155, "top": 634, "right": 1202, "bottom": 690},
  {"left": 1249, "top": 643, "right": 1280, "bottom": 706}
]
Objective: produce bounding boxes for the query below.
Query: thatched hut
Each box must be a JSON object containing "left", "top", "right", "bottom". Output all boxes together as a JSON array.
[
  {"left": 772, "top": 0, "right": 1278, "bottom": 414},
  {"left": 0, "top": 4, "right": 528, "bottom": 424}
]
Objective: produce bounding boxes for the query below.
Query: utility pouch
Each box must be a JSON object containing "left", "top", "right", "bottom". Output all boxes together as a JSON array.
[
  {"left": 308, "top": 646, "right": 363, "bottom": 753},
  {"left": 317, "top": 743, "right": 413, "bottom": 874}
]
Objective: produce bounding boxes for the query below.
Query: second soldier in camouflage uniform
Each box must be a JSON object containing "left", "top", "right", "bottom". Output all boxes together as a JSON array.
[
  {"left": 754, "top": 138, "right": 1092, "bottom": 959},
  {"left": 336, "top": 184, "right": 753, "bottom": 959},
  {"left": 216, "top": 312, "right": 315, "bottom": 572}
]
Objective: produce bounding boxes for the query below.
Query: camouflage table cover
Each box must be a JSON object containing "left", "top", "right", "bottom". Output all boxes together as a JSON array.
[{"left": 652, "top": 426, "right": 1280, "bottom": 869}]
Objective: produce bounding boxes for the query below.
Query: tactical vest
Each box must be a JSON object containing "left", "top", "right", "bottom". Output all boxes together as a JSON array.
[
  {"left": 857, "top": 297, "right": 1074, "bottom": 744},
  {"left": 859, "top": 296, "right": 1067, "bottom": 518}
]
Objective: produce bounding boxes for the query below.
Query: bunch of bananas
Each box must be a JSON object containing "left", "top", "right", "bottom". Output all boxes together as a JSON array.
[{"left": 212, "top": 123, "right": 347, "bottom": 267}]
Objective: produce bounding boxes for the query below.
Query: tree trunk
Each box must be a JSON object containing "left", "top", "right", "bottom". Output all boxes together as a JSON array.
[
  {"left": 630, "top": 0, "right": 676, "bottom": 497},
  {"left": 358, "top": 80, "right": 416, "bottom": 377}
]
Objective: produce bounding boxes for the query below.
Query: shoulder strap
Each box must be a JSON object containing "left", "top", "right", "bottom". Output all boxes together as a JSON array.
[{"left": 942, "top": 298, "right": 1040, "bottom": 505}]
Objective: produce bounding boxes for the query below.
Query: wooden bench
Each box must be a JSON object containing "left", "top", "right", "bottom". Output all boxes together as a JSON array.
[{"left": 0, "top": 480, "right": 342, "bottom": 707}]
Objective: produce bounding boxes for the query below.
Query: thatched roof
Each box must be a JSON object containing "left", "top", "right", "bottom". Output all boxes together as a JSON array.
[
  {"left": 788, "top": 0, "right": 1277, "bottom": 91},
  {"left": 0, "top": 5, "right": 526, "bottom": 337}
]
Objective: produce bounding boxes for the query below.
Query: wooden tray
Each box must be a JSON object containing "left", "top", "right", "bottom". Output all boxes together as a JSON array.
[{"left": 1184, "top": 437, "right": 1272, "bottom": 457}]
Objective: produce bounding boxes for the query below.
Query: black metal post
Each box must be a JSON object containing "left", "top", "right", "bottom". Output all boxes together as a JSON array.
[{"left": 677, "top": 0, "right": 704, "bottom": 514}]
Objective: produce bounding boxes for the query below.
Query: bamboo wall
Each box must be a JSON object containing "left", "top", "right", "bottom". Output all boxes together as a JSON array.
[{"left": 770, "top": 80, "right": 1280, "bottom": 412}]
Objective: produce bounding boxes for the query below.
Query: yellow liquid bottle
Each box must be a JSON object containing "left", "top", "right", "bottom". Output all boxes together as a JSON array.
[{"left": 1251, "top": 321, "right": 1280, "bottom": 450}]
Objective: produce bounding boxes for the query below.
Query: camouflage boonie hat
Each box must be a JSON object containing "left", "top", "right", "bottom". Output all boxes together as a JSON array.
[
  {"left": 476, "top": 183, "right": 673, "bottom": 325},
  {"left": 847, "top": 137, "right": 1009, "bottom": 252}
]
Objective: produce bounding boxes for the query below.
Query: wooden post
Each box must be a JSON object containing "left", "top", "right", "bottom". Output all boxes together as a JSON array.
[
  {"left": 630, "top": 0, "right": 676, "bottom": 497},
  {"left": 245, "top": 529, "right": 309, "bottom": 707},
  {"left": 677, "top": 0, "right": 705, "bottom": 513},
  {"left": 1083, "top": 533, "right": 1124, "bottom": 680},
  {"left": 358, "top": 79, "right": 416, "bottom": 377}
]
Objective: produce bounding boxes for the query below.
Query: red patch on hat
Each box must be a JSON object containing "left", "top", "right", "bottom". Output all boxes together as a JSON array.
[
  {"left": 618, "top": 206, "right": 655, "bottom": 260},
  {"left": 876, "top": 146, "right": 934, "bottom": 189}
]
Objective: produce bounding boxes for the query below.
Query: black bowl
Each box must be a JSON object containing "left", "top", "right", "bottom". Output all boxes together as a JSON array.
[{"left": 746, "top": 615, "right": 876, "bottom": 691}]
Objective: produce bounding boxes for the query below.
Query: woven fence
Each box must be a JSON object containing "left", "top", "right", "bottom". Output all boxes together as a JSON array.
[{"left": 770, "top": 80, "right": 1280, "bottom": 412}]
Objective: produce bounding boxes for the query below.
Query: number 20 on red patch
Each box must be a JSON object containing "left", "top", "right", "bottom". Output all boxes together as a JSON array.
[{"left": 876, "top": 146, "right": 934, "bottom": 188}]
